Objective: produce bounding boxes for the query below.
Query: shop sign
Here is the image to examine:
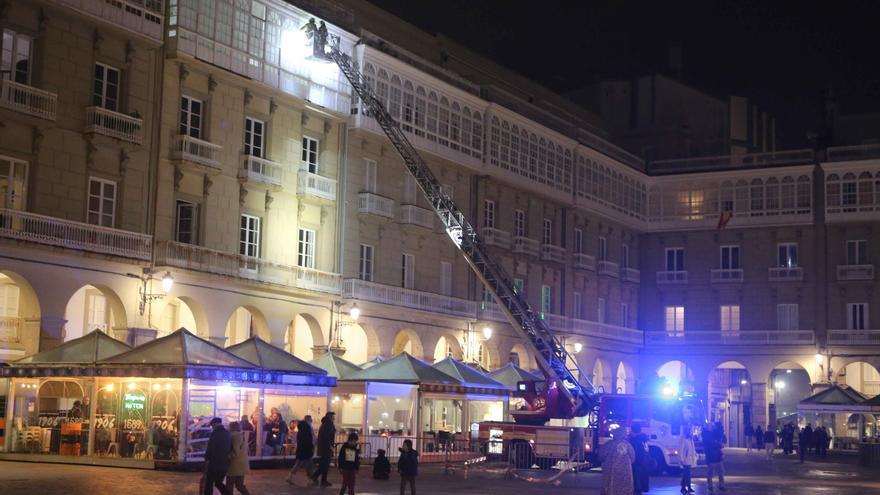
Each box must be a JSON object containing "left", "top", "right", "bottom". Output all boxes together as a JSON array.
[{"left": 124, "top": 392, "right": 146, "bottom": 410}]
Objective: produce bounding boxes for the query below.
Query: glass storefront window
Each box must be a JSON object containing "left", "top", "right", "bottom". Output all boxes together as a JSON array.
[
  {"left": 8, "top": 378, "right": 90, "bottom": 456},
  {"left": 468, "top": 399, "right": 504, "bottom": 426},
  {"left": 366, "top": 391, "right": 416, "bottom": 435},
  {"left": 332, "top": 393, "right": 365, "bottom": 435},
  {"left": 422, "top": 397, "right": 463, "bottom": 434},
  {"left": 186, "top": 381, "right": 261, "bottom": 460},
  {"left": 0, "top": 378, "right": 7, "bottom": 452},
  {"left": 263, "top": 387, "right": 327, "bottom": 457}
]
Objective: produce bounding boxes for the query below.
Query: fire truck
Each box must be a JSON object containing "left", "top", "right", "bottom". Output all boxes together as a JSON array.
[{"left": 325, "top": 38, "right": 600, "bottom": 468}]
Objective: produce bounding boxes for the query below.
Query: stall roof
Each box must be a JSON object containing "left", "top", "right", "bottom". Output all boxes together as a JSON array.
[
  {"left": 488, "top": 363, "right": 543, "bottom": 390},
  {"left": 797, "top": 384, "right": 868, "bottom": 413},
  {"left": 99, "top": 328, "right": 256, "bottom": 368},
  {"left": 16, "top": 330, "right": 131, "bottom": 365},
  {"left": 345, "top": 353, "right": 460, "bottom": 384},
  {"left": 310, "top": 353, "right": 363, "bottom": 379},
  {"left": 228, "top": 337, "right": 326, "bottom": 375},
  {"left": 360, "top": 356, "right": 384, "bottom": 369},
  {"left": 432, "top": 357, "right": 508, "bottom": 390}
]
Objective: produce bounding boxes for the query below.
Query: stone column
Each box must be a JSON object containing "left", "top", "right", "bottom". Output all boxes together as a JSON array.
[
  {"left": 751, "top": 382, "right": 769, "bottom": 429},
  {"left": 39, "top": 315, "right": 67, "bottom": 352}
]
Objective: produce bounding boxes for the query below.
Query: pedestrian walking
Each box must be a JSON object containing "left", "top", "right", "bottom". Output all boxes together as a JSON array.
[
  {"left": 679, "top": 429, "right": 697, "bottom": 494},
  {"left": 703, "top": 423, "right": 727, "bottom": 493},
  {"left": 337, "top": 432, "right": 361, "bottom": 495},
  {"left": 226, "top": 422, "right": 251, "bottom": 495},
  {"left": 600, "top": 428, "right": 635, "bottom": 495},
  {"left": 287, "top": 414, "right": 315, "bottom": 485},
  {"left": 744, "top": 424, "right": 754, "bottom": 453},
  {"left": 754, "top": 425, "right": 764, "bottom": 451},
  {"left": 373, "top": 449, "right": 391, "bottom": 480},
  {"left": 782, "top": 423, "right": 794, "bottom": 455},
  {"left": 311, "top": 411, "right": 336, "bottom": 487},
  {"left": 798, "top": 427, "right": 808, "bottom": 463},
  {"left": 816, "top": 426, "right": 829, "bottom": 458},
  {"left": 629, "top": 424, "right": 650, "bottom": 494},
  {"left": 803, "top": 424, "right": 813, "bottom": 454},
  {"left": 398, "top": 439, "right": 419, "bottom": 495},
  {"left": 763, "top": 426, "right": 776, "bottom": 459},
  {"left": 203, "top": 417, "right": 232, "bottom": 495}
]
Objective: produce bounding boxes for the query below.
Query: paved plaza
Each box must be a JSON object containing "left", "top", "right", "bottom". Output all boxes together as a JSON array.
[{"left": 0, "top": 449, "right": 877, "bottom": 495}]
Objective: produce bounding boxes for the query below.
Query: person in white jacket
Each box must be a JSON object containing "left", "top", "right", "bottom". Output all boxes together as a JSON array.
[
  {"left": 226, "top": 421, "right": 252, "bottom": 495},
  {"left": 679, "top": 428, "right": 697, "bottom": 494}
]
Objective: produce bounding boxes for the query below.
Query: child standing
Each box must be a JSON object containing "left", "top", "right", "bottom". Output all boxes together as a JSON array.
[
  {"left": 398, "top": 439, "right": 419, "bottom": 495},
  {"left": 337, "top": 432, "right": 360, "bottom": 495},
  {"left": 373, "top": 448, "right": 391, "bottom": 480}
]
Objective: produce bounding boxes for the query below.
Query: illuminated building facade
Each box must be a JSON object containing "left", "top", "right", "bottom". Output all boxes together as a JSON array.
[{"left": 0, "top": 0, "right": 878, "bottom": 446}]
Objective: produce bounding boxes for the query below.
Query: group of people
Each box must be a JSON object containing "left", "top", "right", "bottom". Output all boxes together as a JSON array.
[
  {"left": 600, "top": 421, "right": 728, "bottom": 495},
  {"left": 202, "top": 410, "right": 420, "bottom": 495},
  {"left": 745, "top": 422, "right": 831, "bottom": 462}
]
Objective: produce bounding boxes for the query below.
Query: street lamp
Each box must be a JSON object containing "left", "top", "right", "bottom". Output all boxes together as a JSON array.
[
  {"left": 482, "top": 326, "right": 493, "bottom": 340},
  {"left": 349, "top": 303, "right": 360, "bottom": 322},
  {"left": 328, "top": 301, "right": 360, "bottom": 354},
  {"left": 573, "top": 342, "right": 583, "bottom": 354},
  {"left": 126, "top": 268, "right": 173, "bottom": 326}
]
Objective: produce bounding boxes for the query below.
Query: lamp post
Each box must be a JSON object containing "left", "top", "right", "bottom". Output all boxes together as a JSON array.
[
  {"left": 327, "top": 301, "right": 359, "bottom": 356},
  {"left": 125, "top": 268, "right": 173, "bottom": 328},
  {"left": 465, "top": 322, "right": 492, "bottom": 368}
]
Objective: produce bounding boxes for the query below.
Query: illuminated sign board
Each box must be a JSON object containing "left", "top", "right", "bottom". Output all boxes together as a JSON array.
[{"left": 124, "top": 392, "right": 146, "bottom": 410}]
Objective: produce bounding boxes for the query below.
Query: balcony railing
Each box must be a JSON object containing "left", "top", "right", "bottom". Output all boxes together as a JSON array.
[
  {"left": 828, "top": 329, "right": 880, "bottom": 346},
  {"left": 573, "top": 253, "right": 596, "bottom": 271},
  {"left": 511, "top": 236, "right": 540, "bottom": 257},
  {"left": 620, "top": 267, "right": 640, "bottom": 283},
  {"left": 343, "top": 279, "right": 476, "bottom": 317},
  {"left": 297, "top": 171, "right": 337, "bottom": 201},
  {"left": 156, "top": 241, "right": 341, "bottom": 293},
  {"left": 1, "top": 80, "right": 57, "bottom": 120},
  {"left": 646, "top": 330, "right": 815, "bottom": 345},
  {"left": 768, "top": 266, "right": 804, "bottom": 282},
  {"left": 399, "top": 204, "right": 435, "bottom": 229},
  {"left": 598, "top": 260, "right": 619, "bottom": 277},
  {"left": 570, "top": 319, "right": 643, "bottom": 344},
  {"left": 837, "top": 264, "right": 874, "bottom": 281},
  {"left": 85, "top": 106, "right": 143, "bottom": 144},
  {"left": 656, "top": 270, "right": 688, "bottom": 284},
  {"left": 55, "top": 0, "right": 164, "bottom": 41},
  {"left": 0, "top": 316, "right": 23, "bottom": 343},
  {"left": 711, "top": 268, "right": 744, "bottom": 283},
  {"left": 358, "top": 192, "right": 395, "bottom": 218},
  {"left": 172, "top": 135, "right": 222, "bottom": 169},
  {"left": 826, "top": 143, "right": 880, "bottom": 162},
  {"left": 482, "top": 227, "right": 510, "bottom": 249},
  {"left": 476, "top": 302, "right": 508, "bottom": 322},
  {"left": 540, "top": 244, "right": 567, "bottom": 263},
  {"left": 239, "top": 155, "right": 282, "bottom": 187},
  {"left": 0, "top": 208, "right": 152, "bottom": 260}
]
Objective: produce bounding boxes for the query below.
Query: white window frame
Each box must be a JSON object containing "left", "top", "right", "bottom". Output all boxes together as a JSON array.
[
  {"left": 1, "top": 29, "right": 33, "bottom": 84},
  {"left": 665, "top": 247, "right": 684, "bottom": 271},
  {"left": 239, "top": 214, "right": 261, "bottom": 258},
  {"left": 86, "top": 291, "right": 109, "bottom": 333},
  {"left": 720, "top": 245, "right": 740, "bottom": 270},
  {"left": 302, "top": 136, "right": 319, "bottom": 173},
  {"left": 244, "top": 117, "right": 265, "bottom": 158},
  {"left": 847, "top": 303, "right": 869, "bottom": 330},
  {"left": 665, "top": 305, "right": 685, "bottom": 336},
  {"left": 0, "top": 155, "right": 29, "bottom": 210},
  {"left": 401, "top": 253, "right": 415, "bottom": 289},
  {"left": 440, "top": 261, "right": 452, "bottom": 296},
  {"left": 359, "top": 244, "right": 374, "bottom": 282},
  {"left": 180, "top": 95, "right": 203, "bottom": 139},
  {"left": 93, "top": 62, "right": 120, "bottom": 112},
  {"left": 363, "top": 159, "right": 377, "bottom": 193},
  {"left": 847, "top": 240, "right": 868, "bottom": 265},
  {"left": 542, "top": 218, "right": 552, "bottom": 245},
  {"left": 514, "top": 209, "right": 526, "bottom": 237},
  {"left": 483, "top": 199, "right": 496, "bottom": 228},
  {"left": 777, "top": 304, "right": 798, "bottom": 331},
  {"left": 720, "top": 305, "right": 740, "bottom": 335},
  {"left": 0, "top": 283, "right": 20, "bottom": 317},
  {"left": 574, "top": 228, "right": 583, "bottom": 254},
  {"left": 777, "top": 243, "right": 798, "bottom": 268},
  {"left": 175, "top": 199, "right": 198, "bottom": 244},
  {"left": 87, "top": 177, "right": 116, "bottom": 227},
  {"left": 297, "top": 228, "right": 316, "bottom": 269}
]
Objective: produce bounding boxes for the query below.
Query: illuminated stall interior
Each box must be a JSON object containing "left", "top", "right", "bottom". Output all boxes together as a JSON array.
[
  {"left": 797, "top": 384, "right": 872, "bottom": 451},
  {"left": 309, "top": 353, "right": 365, "bottom": 436},
  {"left": 1, "top": 329, "right": 334, "bottom": 467}
]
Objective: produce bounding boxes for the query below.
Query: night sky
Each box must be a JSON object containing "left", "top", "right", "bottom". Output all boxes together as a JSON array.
[{"left": 369, "top": 0, "right": 880, "bottom": 150}]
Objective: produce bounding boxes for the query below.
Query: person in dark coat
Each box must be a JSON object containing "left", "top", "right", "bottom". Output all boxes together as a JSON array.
[
  {"left": 763, "top": 426, "right": 776, "bottom": 459},
  {"left": 287, "top": 415, "right": 315, "bottom": 484},
  {"left": 398, "top": 439, "right": 419, "bottom": 495},
  {"left": 803, "top": 424, "right": 814, "bottom": 454},
  {"left": 816, "top": 426, "right": 829, "bottom": 458},
  {"left": 203, "top": 417, "right": 232, "bottom": 495},
  {"left": 628, "top": 424, "right": 650, "bottom": 494},
  {"left": 703, "top": 423, "right": 727, "bottom": 492},
  {"left": 337, "top": 432, "right": 361, "bottom": 495},
  {"left": 310, "top": 412, "right": 336, "bottom": 487},
  {"left": 798, "top": 426, "right": 808, "bottom": 463},
  {"left": 754, "top": 425, "right": 764, "bottom": 450},
  {"left": 782, "top": 424, "right": 794, "bottom": 455},
  {"left": 373, "top": 449, "right": 391, "bottom": 480}
]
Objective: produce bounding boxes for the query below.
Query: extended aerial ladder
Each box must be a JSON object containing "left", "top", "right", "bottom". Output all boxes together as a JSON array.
[{"left": 326, "top": 44, "right": 597, "bottom": 422}]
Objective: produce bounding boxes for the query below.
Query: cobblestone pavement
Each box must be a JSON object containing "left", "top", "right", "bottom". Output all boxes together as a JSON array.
[{"left": 0, "top": 449, "right": 878, "bottom": 494}]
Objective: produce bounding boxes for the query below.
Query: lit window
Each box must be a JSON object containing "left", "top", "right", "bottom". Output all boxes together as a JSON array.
[
  {"left": 720, "top": 305, "right": 740, "bottom": 336},
  {"left": 777, "top": 243, "right": 798, "bottom": 268},
  {"left": 665, "top": 306, "right": 684, "bottom": 336}
]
